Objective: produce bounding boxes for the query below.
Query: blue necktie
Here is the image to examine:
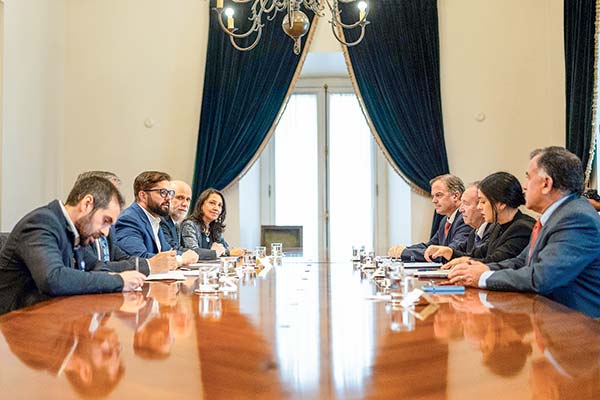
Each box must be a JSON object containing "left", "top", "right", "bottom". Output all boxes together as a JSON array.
[
  {"left": 99, "top": 236, "right": 110, "bottom": 262},
  {"left": 474, "top": 234, "right": 482, "bottom": 247}
]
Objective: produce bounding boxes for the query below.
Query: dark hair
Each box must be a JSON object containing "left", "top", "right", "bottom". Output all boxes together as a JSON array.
[
  {"left": 133, "top": 171, "right": 171, "bottom": 201},
  {"left": 530, "top": 146, "right": 584, "bottom": 195},
  {"left": 189, "top": 188, "right": 226, "bottom": 242},
  {"left": 430, "top": 174, "right": 465, "bottom": 195},
  {"left": 76, "top": 171, "right": 122, "bottom": 187},
  {"left": 65, "top": 176, "right": 125, "bottom": 210},
  {"left": 478, "top": 172, "right": 525, "bottom": 223}
]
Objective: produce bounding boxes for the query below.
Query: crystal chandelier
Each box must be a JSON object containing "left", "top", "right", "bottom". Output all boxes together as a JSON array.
[{"left": 213, "top": 0, "right": 370, "bottom": 55}]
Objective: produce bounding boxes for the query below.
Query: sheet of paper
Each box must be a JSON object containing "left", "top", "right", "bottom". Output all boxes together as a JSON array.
[
  {"left": 258, "top": 257, "right": 273, "bottom": 278},
  {"left": 400, "top": 288, "right": 424, "bottom": 308},
  {"left": 402, "top": 262, "right": 443, "bottom": 269},
  {"left": 146, "top": 270, "right": 187, "bottom": 281}
]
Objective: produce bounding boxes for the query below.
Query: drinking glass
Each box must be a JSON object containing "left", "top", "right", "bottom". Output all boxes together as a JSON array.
[
  {"left": 270, "top": 243, "right": 283, "bottom": 257},
  {"left": 254, "top": 246, "right": 267, "bottom": 259}
]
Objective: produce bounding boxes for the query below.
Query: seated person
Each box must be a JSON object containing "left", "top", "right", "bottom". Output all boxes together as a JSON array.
[
  {"left": 448, "top": 147, "right": 600, "bottom": 318},
  {"left": 160, "top": 180, "right": 192, "bottom": 251},
  {"left": 114, "top": 171, "right": 198, "bottom": 267},
  {"left": 181, "top": 188, "right": 244, "bottom": 260},
  {"left": 76, "top": 171, "right": 169, "bottom": 274},
  {"left": 0, "top": 176, "right": 146, "bottom": 315},
  {"left": 425, "top": 182, "right": 492, "bottom": 262},
  {"left": 440, "top": 172, "right": 535, "bottom": 267},
  {"left": 388, "top": 174, "right": 472, "bottom": 262}
]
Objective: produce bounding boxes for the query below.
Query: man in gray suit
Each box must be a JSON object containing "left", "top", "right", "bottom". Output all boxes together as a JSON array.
[
  {"left": 449, "top": 147, "right": 600, "bottom": 318},
  {"left": 0, "top": 176, "right": 146, "bottom": 315}
]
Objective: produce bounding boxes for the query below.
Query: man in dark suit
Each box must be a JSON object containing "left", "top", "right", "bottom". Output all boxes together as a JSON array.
[
  {"left": 388, "top": 174, "right": 473, "bottom": 262},
  {"left": 160, "top": 180, "right": 192, "bottom": 252},
  {"left": 424, "top": 182, "right": 493, "bottom": 262},
  {"left": 449, "top": 147, "right": 600, "bottom": 318},
  {"left": 114, "top": 171, "right": 197, "bottom": 267},
  {"left": 0, "top": 177, "right": 146, "bottom": 315}
]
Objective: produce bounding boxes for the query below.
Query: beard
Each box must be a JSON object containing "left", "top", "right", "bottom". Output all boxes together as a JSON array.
[
  {"left": 171, "top": 208, "right": 188, "bottom": 223},
  {"left": 75, "top": 212, "right": 99, "bottom": 246},
  {"left": 147, "top": 197, "right": 170, "bottom": 217}
]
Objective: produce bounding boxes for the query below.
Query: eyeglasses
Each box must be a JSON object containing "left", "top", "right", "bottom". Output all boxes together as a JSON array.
[{"left": 145, "top": 188, "right": 175, "bottom": 198}]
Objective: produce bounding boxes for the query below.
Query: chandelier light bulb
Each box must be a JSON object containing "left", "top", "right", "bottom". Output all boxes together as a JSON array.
[{"left": 212, "top": 0, "right": 370, "bottom": 53}]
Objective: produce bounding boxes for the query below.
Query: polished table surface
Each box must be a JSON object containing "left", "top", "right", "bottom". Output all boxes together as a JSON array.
[{"left": 1, "top": 261, "right": 599, "bottom": 399}]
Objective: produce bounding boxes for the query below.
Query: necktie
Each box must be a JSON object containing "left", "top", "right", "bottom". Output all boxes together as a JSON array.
[
  {"left": 528, "top": 219, "right": 542, "bottom": 262},
  {"left": 474, "top": 234, "right": 482, "bottom": 247},
  {"left": 74, "top": 246, "right": 86, "bottom": 271},
  {"left": 99, "top": 236, "right": 110, "bottom": 262},
  {"left": 444, "top": 221, "right": 451, "bottom": 239}
]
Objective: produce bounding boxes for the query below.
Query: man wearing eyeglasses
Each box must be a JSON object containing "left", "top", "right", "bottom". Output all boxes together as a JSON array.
[{"left": 114, "top": 171, "right": 198, "bottom": 269}]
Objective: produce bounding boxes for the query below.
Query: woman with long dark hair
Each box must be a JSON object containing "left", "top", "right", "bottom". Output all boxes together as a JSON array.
[
  {"left": 180, "top": 188, "right": 243, "bottom": 260},
  {"left": 444, "top": 172, "right": 535, "bottom": 268}
]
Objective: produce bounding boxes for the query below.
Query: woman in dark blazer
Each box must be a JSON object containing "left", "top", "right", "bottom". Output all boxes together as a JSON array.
[
  {"left": 445, "top": 172, "right": 535, "bottom": 267},
  {"left": 180, "top": 188, "right": 243, "bottom": 260}
]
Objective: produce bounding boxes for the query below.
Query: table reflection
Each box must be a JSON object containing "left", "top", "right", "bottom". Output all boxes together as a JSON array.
[
  {"left": 0, "top": 295, "right": 126, "bottom": 398},
  {"left": 1, "top": 263, "right": 599, "bottom": 399}
]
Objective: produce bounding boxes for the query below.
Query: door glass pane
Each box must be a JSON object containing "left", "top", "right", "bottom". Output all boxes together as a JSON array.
[
  {"left": 329, "top": 94, "right": 373, "bottom": 261},
  {"left": 274, "top": 94, "right": 319, "bottom": 260}
]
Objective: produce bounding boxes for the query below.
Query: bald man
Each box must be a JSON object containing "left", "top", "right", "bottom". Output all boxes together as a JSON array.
[{"left": 160, "top": 180, "right": 192, "bottom": 252}]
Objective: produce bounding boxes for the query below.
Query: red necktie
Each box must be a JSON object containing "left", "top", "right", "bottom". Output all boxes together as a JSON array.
[
  {"left": 444, "top": 221, "right": 451, "bottom": 239},
  {"left": 528, "top": 219, "right": 542, "bottom": 262}
]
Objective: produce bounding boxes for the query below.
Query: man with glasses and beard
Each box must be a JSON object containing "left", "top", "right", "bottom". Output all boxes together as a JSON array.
[
  {"left": 114, "top": 171, "right": 198, "bottom": 268},
  {"left": 0, "top": 176, "right": 146, "bottom": 315}
]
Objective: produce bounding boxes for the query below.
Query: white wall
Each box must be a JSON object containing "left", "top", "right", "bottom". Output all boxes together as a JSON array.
[
  {"left": 407, "top": 0, "right": 565, "bottom": 243},
  {"left": 64, "top": 0, "right": 208, "bottom": 204},
  {"left": 439, "top": 0, "right": 565, "bottom": 183},
  {"left": 2, "top": 0, "right": 66, "bottom": 230}
]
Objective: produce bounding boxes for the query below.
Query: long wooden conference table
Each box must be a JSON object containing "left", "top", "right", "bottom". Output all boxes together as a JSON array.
[{"left": 1, "top": 261, "right": 599, "bottom": 399}]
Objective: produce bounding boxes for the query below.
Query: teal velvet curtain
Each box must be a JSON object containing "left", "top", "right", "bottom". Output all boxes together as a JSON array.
[
  {"left": 565, "top": 0, "right": 597, "bottom": 182},
  {"left": 342, "top": 0, "right": 448, "bottom": 234},
  {"left": 192, "top": 5, "right": 313, "bottom": 201}
]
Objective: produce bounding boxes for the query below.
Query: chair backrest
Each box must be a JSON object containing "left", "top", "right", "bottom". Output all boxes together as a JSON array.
[
  {"left": 260, "top": 225, "right": 303, "bottom": 256},
  {"left": 0, "top": 232, "right": 10, "bottom": 251}
]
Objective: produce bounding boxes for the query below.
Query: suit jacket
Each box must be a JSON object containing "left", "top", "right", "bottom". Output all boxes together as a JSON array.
[
  {"left": 180, "top": 219, "right": 230, "bottom": 260},
  {"left": 160, "top": 216, "right": 191, "bottom": 253},
  {"left": 0, "top": 200, "right": 124, "bottom": 315},
  {"left": 401, "top": 211, "right": 472, "bottom": 262},
  {"left": 486, "top": 195, "right": 600, "bottom": 318},
  {"left": 452, "top": 222, "right": 494, "bottom": 259},
  {"left": 114, "top": 202, "right": 172, "bottom": 258},
  {"left": 83, "top": 228, "right": 150, "bottom": 275},
  {"left": 471, "top": 210, "right": 535, "bottom": 263}
]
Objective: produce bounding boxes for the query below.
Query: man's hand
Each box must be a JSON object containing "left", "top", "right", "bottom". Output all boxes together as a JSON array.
[
  {"left": 447, "top": 260, "right": 490, "bottom": 287},
  {"left": 441, "top": 256, "right": 471, "bottom": 270},
  {"left": 387, "top": 245, "right": 406, "bottom": 258},
  {"left": 229, "top": 247, "right": 245, "bottom": 257},
  {"left": 119, "top": 270, "right": 146, "bottom": 292},
  {"left": 120, "top": 291, "right": 148, "bottom": 313},
  {"left": 148, "top": 250, "right": 178, "bottom": 273},
  {"left": 424, "top": 245, "right": 453, "bottom": 262},
  {"left": 181, "top": 249, "right": 199, "bottom": 266},
  {"left": 211, "top": 243, "right": 226, "bottom": 257}
]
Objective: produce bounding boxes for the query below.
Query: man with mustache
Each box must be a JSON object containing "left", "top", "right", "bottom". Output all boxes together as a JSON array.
[
  {"left": 114, "top": 171, "right": 198, "bottom": 267},
  {"left": 0, "top": 176, "right": 146, "bottom": 315},
  {"left": 159, "top": 180, "right": 192, "bottom": 252}
]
